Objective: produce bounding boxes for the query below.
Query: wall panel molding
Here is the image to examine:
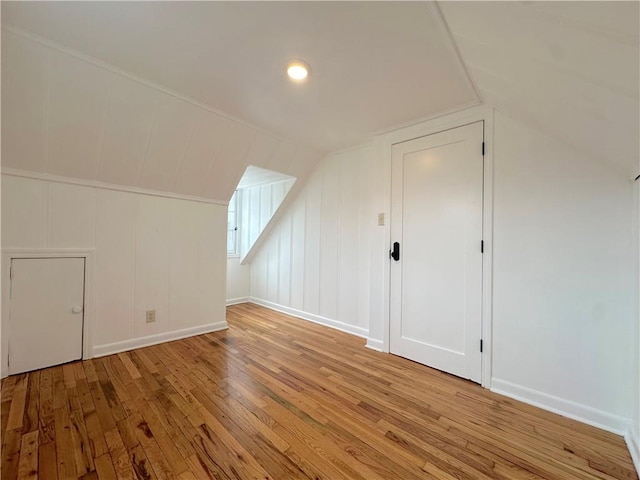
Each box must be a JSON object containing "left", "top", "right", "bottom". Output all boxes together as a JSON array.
[
  {"left": 2, "top": 168, "right": 226, "bottom": 205},
  {"left": 92, "top": 321, "right": 228, "bottom": 358}
]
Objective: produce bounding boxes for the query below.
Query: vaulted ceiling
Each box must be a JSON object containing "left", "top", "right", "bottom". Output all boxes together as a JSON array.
[
  {"left": 1, "top": 1, "right": 478, "bottom": 153},
  {"left": 2, "top": 1, "right": 638, "bottom": 203},
  {"left": 440, "top": 1, "right": 639, "bottom": 176}
]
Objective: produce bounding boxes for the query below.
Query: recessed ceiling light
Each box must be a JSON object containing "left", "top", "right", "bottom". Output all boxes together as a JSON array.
[{"left": 286, "top": 60, "right": 310, "bottom": 81}]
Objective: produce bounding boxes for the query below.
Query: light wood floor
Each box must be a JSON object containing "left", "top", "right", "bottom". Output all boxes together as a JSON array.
[{"left": 1, "top": 304, "right": 637, "bottom": 480}]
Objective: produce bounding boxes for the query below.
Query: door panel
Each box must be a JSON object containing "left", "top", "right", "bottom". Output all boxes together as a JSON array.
[
  {"left": 9, "top": 257, "right": 85, "bottom": 374},
  {"left": 390, "top": 122, "right": 483, "bottom": 383}
]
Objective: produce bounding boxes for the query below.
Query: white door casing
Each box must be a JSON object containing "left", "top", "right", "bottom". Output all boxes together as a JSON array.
[
  {"left": 390, "top": 121, "right": 484, "bottom": 383},
  {"left": 9, "top": 257, "right": 85, "bottom": 374}
]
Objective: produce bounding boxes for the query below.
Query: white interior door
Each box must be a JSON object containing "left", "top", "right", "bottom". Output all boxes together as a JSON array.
[
  {"left": 9, "top": 257, "right": 85, "bottom": 374},
  {"left": 390, "top": 122, "right": 483, "bottom": 383}
]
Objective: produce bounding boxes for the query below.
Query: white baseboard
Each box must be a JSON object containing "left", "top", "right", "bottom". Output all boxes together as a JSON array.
[
  {"left": 366, "top": 338, "right": 384, "bottom": 352},
  {"left": 92, "top": 322, "right": 228, "bottom": 358},
  {"left": 249, "top": 297, "right": 369, "bottom": 339},
  {"left": 226, "top": 297, "right": 250, "bottom": 306},
  {"left": 626, "top": 427, "right": 640, "bottom": 476},
  {"left": 491, "top": 378, "right": 629, "bottom": 435}
]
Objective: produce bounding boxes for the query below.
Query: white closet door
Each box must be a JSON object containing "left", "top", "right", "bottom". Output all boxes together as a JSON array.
[
  {"left": 390, "top": 122, "right": 484, "bottom": 383},
  {"left": 9, "top": 257, "right": 85, "bottom": 374}
]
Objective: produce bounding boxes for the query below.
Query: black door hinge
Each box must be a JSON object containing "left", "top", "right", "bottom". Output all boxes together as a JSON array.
[
  {"left": 481, "top": 142, "right": 485, "bottom": 156},
  {"left": 481, "top": 240, "right": 484, "bottom": 253},
  {"left": 480, "top": 339, "right": 483, "bottom": 353}
]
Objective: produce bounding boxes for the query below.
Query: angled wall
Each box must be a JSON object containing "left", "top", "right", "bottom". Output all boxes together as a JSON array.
[
  {"left": 249, "top": 145, "right": 376, "bottom": 337},
  {"left": 1, "top": 174, "right": 228, "bottom": 377},
  {"left": 1, "top": 28, "right": 322, "bottom": 203}
]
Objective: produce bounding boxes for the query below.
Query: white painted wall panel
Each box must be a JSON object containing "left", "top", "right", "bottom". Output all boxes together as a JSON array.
[
  {"left": 49, "top": 183, "right": 95, "bottom": 248},
  {"left": 168, "top": 201, "right": 201, "bottom": 329},
  {"left": 1, "top": 176, "right": 47, "bottom": 249},
  {"left": 250, "top": 145, "right": 375, "bottom": 337},
  {"left": 139, "top": 95, "right": 199, "bottom": 192},
  {"left": 244, "top": 133, "right": 279, "bottom": 169},
  {"left": 319, "top": 160, "right": 340, "bottom": 320},
  {"left": 259, "top": 186, "right": 271, "bottom": 232},
  {"left": 302, "top": 174, "right": 322, "bottom": 314},
  {"left": 236, "top": 178, "right": 295, "bottom": 259},
  {"left": 266, "top": 236, "right": 279, "bottom": 303},
  {"left": 290, "top": 199, "right": 306, "bottom": 311},
  {"left": 1, "top": 31, "right": 48, "bottom": 172},
  {"left": 2, "top": 174, "right": 228, "bottom": 354},
  {"left": 173, "top": 112, "right": 230, "bottom": 197},
  {"left": 95, "top": 189, "right": 136, "bottom": 345},
  {"left": 135, "top": 195, "right": 171, "bottom": 337},
  {"left": 97, "top": 75, "right": 160, "bottom": 187},
  {"left": 490, "top": 111, "right": 635, "bottom": 419},
  {"left": 278, "top": 216, "right": 292, "bottom": 306},
  {"left": 47, "top": 50, "right": 110, "bottom": 179},
  {"left": 202, "top": 122, "right": 255, "bottom": 200},
  {"left": 197, "top": 202, "right": 227, "bottom": 327},
  {"left": 246, "top": 188, "right": 261, "bottom": 254},
  {"left": 267, "top": 142, "right": 297, "bottom": 176},
  {"left": 226, "top": 257, "right": 250, "bottom": 303},
  {"left": 356, "top": 152, "right": 374, "bottom": 331}
]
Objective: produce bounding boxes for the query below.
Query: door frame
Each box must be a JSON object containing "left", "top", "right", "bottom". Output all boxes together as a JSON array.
[
  {"left": 1, "top": 249, "right": 95, "bottom": 378},
  {"left": 373, "top": 105, "right": 495, "bottom": 388}
]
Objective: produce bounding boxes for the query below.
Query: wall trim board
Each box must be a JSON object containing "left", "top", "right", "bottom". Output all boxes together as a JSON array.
[
  {"left": 249, "top": 297, "right": 369, "bottom": 339},
  {"left": 227, "top": 297, "right": 250, "bottom": 306},
  {"left": 626, "top": 429, "right": 640, "bottom": 476},
  {"left": 491, "top": 378, "right": 630, "bottom": 435},
  {"left": 1, "top": 169, "right": 227, "bottom": 206},
  {"left": 1, "top": 249, "right": 96, "bottom": 378},
  {"left": 366, "top": 338, "right": 384, "bottom": 352},
  {"left": 374, "top": 104, "right": 495, "bottom": 389},
  {"left": 92, "top": 321, "right": 228, "bottom": 358}
]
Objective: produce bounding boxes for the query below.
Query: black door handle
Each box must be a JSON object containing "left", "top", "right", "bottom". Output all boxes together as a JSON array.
[{"left": 390, "top": 242, "right": 400, "bottom": 261}]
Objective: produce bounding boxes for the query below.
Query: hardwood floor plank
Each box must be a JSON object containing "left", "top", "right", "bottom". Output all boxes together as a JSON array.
[
  {"left": 38, "top": 441, "right": 58, "bottom": 480},
  {"left": 94, "top": 454, "right": 117, "bottom": 480},
  {"left": 1, "top": 304, "right": 636, "bottom": 480},
  {"left": 17, "top": 430, "right": 38, "bottom": 480},
  {"left": 7, "top": 375, "right": 28, "bottom": 431}
]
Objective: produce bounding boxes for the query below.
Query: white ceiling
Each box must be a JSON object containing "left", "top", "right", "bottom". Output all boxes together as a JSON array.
[
  {"left": 1, "top": 1, "right": 479, "bottom": 154},
  {"left": 440, "top": 1, "right": 639, "bottom": 175},
  {"left": 237, "top": 166, "right": 295, "bottom": 190},
  {"left": 1, "top": 0, "right": 637, "bottom": 199}
]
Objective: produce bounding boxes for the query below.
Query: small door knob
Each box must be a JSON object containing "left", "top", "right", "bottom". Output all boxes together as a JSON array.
[{"left": 71, "top": 306, "right": 83, "bottom": 314}]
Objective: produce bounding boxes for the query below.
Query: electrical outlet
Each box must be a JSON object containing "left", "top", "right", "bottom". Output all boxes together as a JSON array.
[
  {"left": 146, "top": 310, "right": 156, "bottom": 323},
  {"left": 378, "top": 213, "right": 385, "bottom": 226}
]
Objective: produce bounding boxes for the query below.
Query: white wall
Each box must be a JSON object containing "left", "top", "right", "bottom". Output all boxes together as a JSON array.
[
  {"left": 226, "top": 257, "right": 250, "bottom": 304},
  {"left": 238, "top": 178, "right": 295, "bottom": 259},
  {"left": 252, "top": 108, "right": 637, "bottom": 436},
  {"left": 629, "top": 157, "right": 640, "bottom": 470},
  {"left": 249, "top": 145, "right": 376, "bottom": 338},
  {"left": 489, "top": 111, "right": 636, "bottom": 432},
  {"left": 2, "top": 174, "right": 228, "bottom": 372},
  {"left": 226, "top": 177, "right": 294, "bottom": 304}
]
